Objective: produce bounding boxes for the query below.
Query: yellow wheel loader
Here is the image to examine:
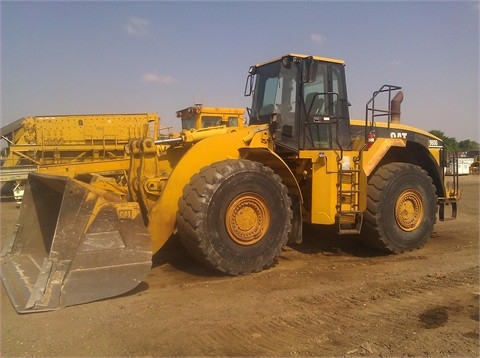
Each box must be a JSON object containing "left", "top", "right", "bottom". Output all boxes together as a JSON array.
[{"left": 1, "top": 54, "right": 459, "bottom": 312}]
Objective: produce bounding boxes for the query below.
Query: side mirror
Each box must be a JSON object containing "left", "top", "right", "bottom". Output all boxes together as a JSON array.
[{"left": 244, "top": 74, "right": 254, "bottom": 96}]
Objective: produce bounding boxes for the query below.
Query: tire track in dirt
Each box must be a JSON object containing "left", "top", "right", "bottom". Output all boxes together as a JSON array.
[
  {"left": 170, "top": 265, "right": 478, "bottom": 356},
  {"left": 287, "top": 265, "right": 480, "bottom": 355}
]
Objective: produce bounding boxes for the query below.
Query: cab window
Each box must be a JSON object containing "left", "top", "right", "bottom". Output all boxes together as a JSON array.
[
  {"left": 201, "top": 116, "right": 222, "bottom": 128},
  {"left": 227, "top": 116, "right": 238, "bottom": 126}
]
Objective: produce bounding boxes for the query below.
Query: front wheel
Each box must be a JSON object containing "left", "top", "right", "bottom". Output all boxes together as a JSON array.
[
  {"left": 362, "top": 163, "right": 437, "bottom": 253},
  {"left": 177, "top": 159, "right": 292, "bottom": 275}
]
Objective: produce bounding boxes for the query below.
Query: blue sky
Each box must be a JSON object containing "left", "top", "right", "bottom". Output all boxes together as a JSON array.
[{"left": 1, "top": 1, "right": 479, "bottom": 142}]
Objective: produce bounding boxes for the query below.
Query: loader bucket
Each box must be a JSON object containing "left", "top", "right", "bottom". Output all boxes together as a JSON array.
[{"left": 0, "top": 173, "right": 152, "bottom": 313}]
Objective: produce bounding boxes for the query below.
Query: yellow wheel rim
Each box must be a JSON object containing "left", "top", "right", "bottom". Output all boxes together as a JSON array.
[
  {"left": 395, "top": 189, "right": 424, "bottom": 232},
  {"left": 225, "top": 192, "right": 270, "bottom": 246}
]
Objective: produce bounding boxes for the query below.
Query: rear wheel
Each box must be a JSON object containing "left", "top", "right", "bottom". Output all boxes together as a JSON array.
[
  {"left": 362, "top": 163, "right": 437, "bottom": 253},
  {"left": 177, "top": 159, "right": 292, "bottom": 275}
]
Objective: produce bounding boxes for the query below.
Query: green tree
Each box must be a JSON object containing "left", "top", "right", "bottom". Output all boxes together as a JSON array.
[{"left": 458, "top": 139, "right": 480, "bottom": 151}]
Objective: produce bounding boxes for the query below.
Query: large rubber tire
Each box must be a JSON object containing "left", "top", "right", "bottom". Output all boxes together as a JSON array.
[
  {"left": 177, "top": 159, "right": 292, "bottom": 275},
  {"left": 362, "top": 162, "right": 437, "bottom": 253}
]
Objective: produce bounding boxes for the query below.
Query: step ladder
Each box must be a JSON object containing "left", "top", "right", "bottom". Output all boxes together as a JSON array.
[{"left": 335, "top": 156, "right": 363, "bottom": 234}]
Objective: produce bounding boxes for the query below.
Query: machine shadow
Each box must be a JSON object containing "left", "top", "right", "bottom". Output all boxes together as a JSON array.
[
  {"left": 290, "top": 224, "right": 386, "bottom": 258},
  {"left": 151, "top": 225, "right": 387, "bottom": 279},
  {"left": 151, "top": 235, "right": 225, "bottom": 278}
]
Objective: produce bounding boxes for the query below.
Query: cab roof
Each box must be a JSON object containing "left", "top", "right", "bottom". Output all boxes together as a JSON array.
[
  {"left": 253, "top": 53, "right": 345, "bottom": 68},
  {"left": 176, "top": 105, "right": 244, "bottom": 117}
]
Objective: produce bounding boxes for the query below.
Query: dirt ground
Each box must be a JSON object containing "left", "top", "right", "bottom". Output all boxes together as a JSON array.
[{"left": 0, "top": 175, "right": 478, "bottom": 357}]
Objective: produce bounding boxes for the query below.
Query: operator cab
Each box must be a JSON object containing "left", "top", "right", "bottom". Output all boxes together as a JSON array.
[{"left": 245, "top": 54, "right": 351, "bottom": 151}]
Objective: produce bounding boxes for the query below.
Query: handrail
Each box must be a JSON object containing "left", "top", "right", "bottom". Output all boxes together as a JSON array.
[{"left": 364, "top": 85, "right": 402, "bottom": 142}]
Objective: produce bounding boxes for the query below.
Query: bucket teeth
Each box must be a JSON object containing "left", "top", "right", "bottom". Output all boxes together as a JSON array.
[{"left": 1, "top": 173, "right": 152, "bottom": 313}]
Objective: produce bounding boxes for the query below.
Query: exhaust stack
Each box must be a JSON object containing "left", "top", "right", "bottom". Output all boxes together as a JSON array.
[{"left": 391, "top": 91, "right": 404, "bottom": 124}]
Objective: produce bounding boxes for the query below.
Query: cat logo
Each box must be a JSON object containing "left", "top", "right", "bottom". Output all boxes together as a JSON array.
[{"left": 390, "top": 132, "right": 408, "bottom": 139}]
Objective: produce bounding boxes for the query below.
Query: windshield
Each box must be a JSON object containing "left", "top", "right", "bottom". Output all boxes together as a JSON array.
[
  {"left": 250, "top": 61, "right": 297, "bottom": 116},
  {"left": 250, "top": 61, "right": 281, "bottom": 123},
  {"left": 249, "top": 60, "right": 298, "bottom": 147},
  {"left": 181, "top": 113, "right": 196, "bottom": 130}
]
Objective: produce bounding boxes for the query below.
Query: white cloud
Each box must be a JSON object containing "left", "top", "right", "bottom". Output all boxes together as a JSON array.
[
  {"left": 141, "top": 72, "right": 179, "bottom": 84},
  {"left": 127, "top": 17, "right": 150, "bottom": 35},
  {"left": 310, "top": 33, "right": 326, "bottom": 44},
  {"left": 387, "top": 59, "right": 402, "bottom": 67}
]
